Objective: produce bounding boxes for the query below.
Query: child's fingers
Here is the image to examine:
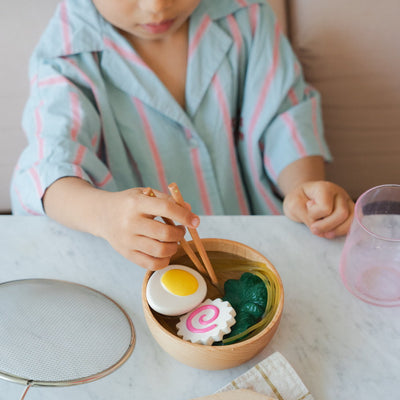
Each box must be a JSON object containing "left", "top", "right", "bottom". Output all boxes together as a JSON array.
[
  {"left": 131, "top": 235, "right": 180, "bottom": 259},
  {"left": 138, "top": 218, "right": 186, "bottom": 243},
  {"left": 323, "top": 199, "right": 354, "bottom": 238},
  {"left": 302, "top": 182, "right": 336, "bottom": 220},
  {"left": 310, "top": 195, "right": 354, "bottom": 237},
  {"left": 284, "top": 183, "right": 335, "bottom": 227},
  {"left": 149, "top": 188, "right": 191, "bottom": 210},
  {"left": 125, "top": 249, "right": 171, "bottom": 271},
  {"left": 305, "top": 194, "right": 334, "bottom": 221},
  {"left": 321, "top": 216, "right": 353, "bottom": 239},
  {"left": 140, "top": 193, "right": 199, "bottom": 229},
  {"left": 283, "top": 181, "right": 354, "bottom": 239},
  {"left": 283, "top": 189, "right": 312, "bottom": 225}
]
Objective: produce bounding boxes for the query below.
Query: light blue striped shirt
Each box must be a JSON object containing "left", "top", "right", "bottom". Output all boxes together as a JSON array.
[{"left": 11, "top": 0, "right": 331, "bottom": 216}]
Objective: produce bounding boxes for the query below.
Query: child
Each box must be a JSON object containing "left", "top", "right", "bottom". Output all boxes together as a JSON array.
[{"left": 11, "top": 0, "right": 354, "bottom": 270}]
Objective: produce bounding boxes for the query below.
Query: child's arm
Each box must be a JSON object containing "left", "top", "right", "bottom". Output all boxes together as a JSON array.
[
  {"left": 43, "top": 177, "right": 200, "bottom": 270},
  {"left": 278, "top": 156, "right": 354, "bottom": 238}
]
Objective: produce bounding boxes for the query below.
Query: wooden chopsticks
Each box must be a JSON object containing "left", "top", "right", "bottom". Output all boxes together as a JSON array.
[
  {"left": 142, "top": 187, "right": 207, "bottom": 276},
  {"left": 167, "top": 183, "right": 218, "bottom": 286},
  {"left": 142, "top": 185, "right": 218, "bottom": 286}
]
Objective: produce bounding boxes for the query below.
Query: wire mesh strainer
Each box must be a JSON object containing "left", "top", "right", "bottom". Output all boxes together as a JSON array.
[{"left": 0, "top": 279, "right": 135, "bottom": 396}]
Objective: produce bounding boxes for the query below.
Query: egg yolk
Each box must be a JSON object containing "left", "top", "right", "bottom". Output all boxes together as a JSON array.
[{"left": 161, "top": 269, "right": 199, "bottom": 296}]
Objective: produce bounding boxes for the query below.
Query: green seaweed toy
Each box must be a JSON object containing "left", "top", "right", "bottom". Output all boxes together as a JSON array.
[{"left": 221, "top": 272, "right": 268, "bottom": 344}]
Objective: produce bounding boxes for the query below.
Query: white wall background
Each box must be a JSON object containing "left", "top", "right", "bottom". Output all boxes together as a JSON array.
[{"left": 0, "top": 1, "right": 58, "bottom": 212}]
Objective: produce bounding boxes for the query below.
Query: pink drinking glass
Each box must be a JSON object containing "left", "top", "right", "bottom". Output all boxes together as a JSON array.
[{"left": 340, "top": 184, "right": 400, "bottom": 306}]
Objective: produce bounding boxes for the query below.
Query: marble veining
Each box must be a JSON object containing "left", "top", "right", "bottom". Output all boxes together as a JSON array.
[{"left": 0, "top": 216, "right": 399, "bottom": 400}]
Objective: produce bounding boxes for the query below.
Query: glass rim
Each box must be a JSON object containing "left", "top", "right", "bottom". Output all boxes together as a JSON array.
[{"left": 355, "top": 184, "right": 400, "bottom": 242}]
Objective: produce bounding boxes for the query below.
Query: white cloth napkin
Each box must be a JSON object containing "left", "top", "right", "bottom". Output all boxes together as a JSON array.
[{"left": 217, "top": 352, "right": 314, "bottom": 400}]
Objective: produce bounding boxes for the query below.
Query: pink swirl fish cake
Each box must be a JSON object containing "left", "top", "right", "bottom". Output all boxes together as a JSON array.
[{"left": 176, "top": 298, "right": 236, "bottom": 345}]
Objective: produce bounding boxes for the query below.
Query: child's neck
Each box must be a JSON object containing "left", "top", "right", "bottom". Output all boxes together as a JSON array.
[{"left": 123, "top": 22, "right": 189, "bottom": 110}]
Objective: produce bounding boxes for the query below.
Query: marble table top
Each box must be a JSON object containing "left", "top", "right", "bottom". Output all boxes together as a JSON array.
[{"left": 0, "top": 216, "right": 399, "bottom": 400}]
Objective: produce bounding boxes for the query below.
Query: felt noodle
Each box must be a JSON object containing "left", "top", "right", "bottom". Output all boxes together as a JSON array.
[
  {"left": 212, "top": 259, "right": 282, "bottom": 345},
  {"left": 186, "top": 305, "right": 220, "bottom": 333}
]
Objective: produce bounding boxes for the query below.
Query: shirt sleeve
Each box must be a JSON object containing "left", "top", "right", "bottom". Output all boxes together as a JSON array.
[
  {"left": 239, "top": 3, "right": 332, "bottom": 188},
  {"left": 10, "top": 58, "right": 115, "bottom": 215}
]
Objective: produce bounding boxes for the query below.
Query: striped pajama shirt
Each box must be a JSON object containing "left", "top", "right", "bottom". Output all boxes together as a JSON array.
[{"left": 11, "top": 0, "right": 331, "bottom": 216}]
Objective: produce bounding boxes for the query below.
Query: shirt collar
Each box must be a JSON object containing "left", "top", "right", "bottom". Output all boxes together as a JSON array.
[
  {"left": 33, "top": 0, "right": 105, "bottom": 60},
  {"left": 34, "top": 0, "right": 266, "bottom": 60},
  {"left": 196, "top": 0, "right": 266, "bottom": 21}
]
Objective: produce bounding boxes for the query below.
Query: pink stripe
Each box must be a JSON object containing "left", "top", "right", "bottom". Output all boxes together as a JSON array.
[
  {"left": 188, "top": 15, "right": 211, "bottom": 59},
  {"left": 30, "top": 75, "right": 38, "bottom": 87},
  {"left": 237, "top": 0, "right": 248, "bottom": 6},
  {"left": 14, "top": 188, "right": 41, "bottom": 216},
  {"left": 62, "top": 59, "right": 103, "bottom": 126},
  {"left": 103, "top": 37, "right": 147, "bottom": 68},
  {"left": 95, "top": 171, "right": 112, "bottom": 188},
  {"left": 263, "top": 155, "right": 278, "bottom": 182},
  {"left": 73, "top": 165, "right": 84, "bottom": 179},
  {"left": 60, "top": 1, "right": 72, "bottom": 54},
  {"left": 191, "top": 147, "right": 213, "bottom": 215},
  {"left": 294, "top": 61, "right": 301, "bottom": 76},
  {"left": 34, "top": 101, "right": 45, "bottom": 160},
  {"left": 212, "top": 76, "right": 249, "bottom": 214},
  {"left": 247, "top": 21, "right": 281, "bottom": 214},
  {"left": 254, "top": 174, "right": 280, "bottom": 214},
  {"left": 311, "top": 97, "right": 325, "bottom": 154},
  {"left": 288, "top": 88, "right": 299, "bottom": 105},
  {"left": 62, "top": 59, "right": 107, "bottom": 161},
  {"left": 282, "top": 113, "right": 307, "bottom": 157},
  {"left": 73, "top": 144, "right": 87, "bottom": 165},
  {"left": 28, "top": 167, "right": 44, "bottom": 197},
  {"left": 91, "top": 134, "right": 99, "bottom": 148},
  {"left": 133, "top": 98, "right": 169, "bottom": 193},
  {"left": 227, "top": 15, "right": 243, "bottom": 53},
  {"left": 249, "top": 4, "right": 259, "bottom": 36},
  {"left": 38, "top": 76, "right": 70, "bottom": 87},
  {"left": 184, "top": 128, "right": 213, "bottom": 214},
  {"left": 248, "top": 21, "right": 280, "bottom": 137},
  {"left": 69, "top": 92, "right": 81, "bottom": 141},
  {"left": 304, "top": 86, "right": 312, "bottom": 96}
]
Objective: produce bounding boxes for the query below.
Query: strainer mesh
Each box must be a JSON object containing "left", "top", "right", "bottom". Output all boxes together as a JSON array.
[{"left": 0, "top": 280, "right": 134, "bottom": 384}]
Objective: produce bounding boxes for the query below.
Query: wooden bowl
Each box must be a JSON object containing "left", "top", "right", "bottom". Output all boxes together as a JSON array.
[{"left": 141, "top": 238, "right": 284, "bottom": 370}]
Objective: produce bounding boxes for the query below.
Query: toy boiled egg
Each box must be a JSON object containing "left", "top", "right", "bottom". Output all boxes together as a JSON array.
[{"left": 146, "top": 265, "right": 207, "bottom": 316}]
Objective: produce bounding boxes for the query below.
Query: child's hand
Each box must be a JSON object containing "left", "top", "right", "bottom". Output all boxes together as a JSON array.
[
  {"left": 283, "top": 181, "right": 354, "bottom": 239},
  {"left": 100, "top": 187, "right": 199, "bottom": 271}
]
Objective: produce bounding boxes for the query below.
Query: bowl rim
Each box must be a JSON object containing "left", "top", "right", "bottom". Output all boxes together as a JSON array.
[{"left": 141, "top": 238, "right": 284, "bottom": 349}]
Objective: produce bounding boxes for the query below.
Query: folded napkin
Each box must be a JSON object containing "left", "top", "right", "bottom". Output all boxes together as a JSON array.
[
  {"left": 215, "top": 352, "right": 313, "bottom": 400},
  {"left": 193, "top": 389, "right": 274, "bottom": 400}
]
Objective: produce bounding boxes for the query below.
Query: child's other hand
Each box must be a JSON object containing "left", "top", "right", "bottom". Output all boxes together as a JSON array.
[
  {"left": 283, "top": 181, "right": 354, "bottom": 239},
  {"left": 100, "top": 188, "right": 199, "bottom": 271}
]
